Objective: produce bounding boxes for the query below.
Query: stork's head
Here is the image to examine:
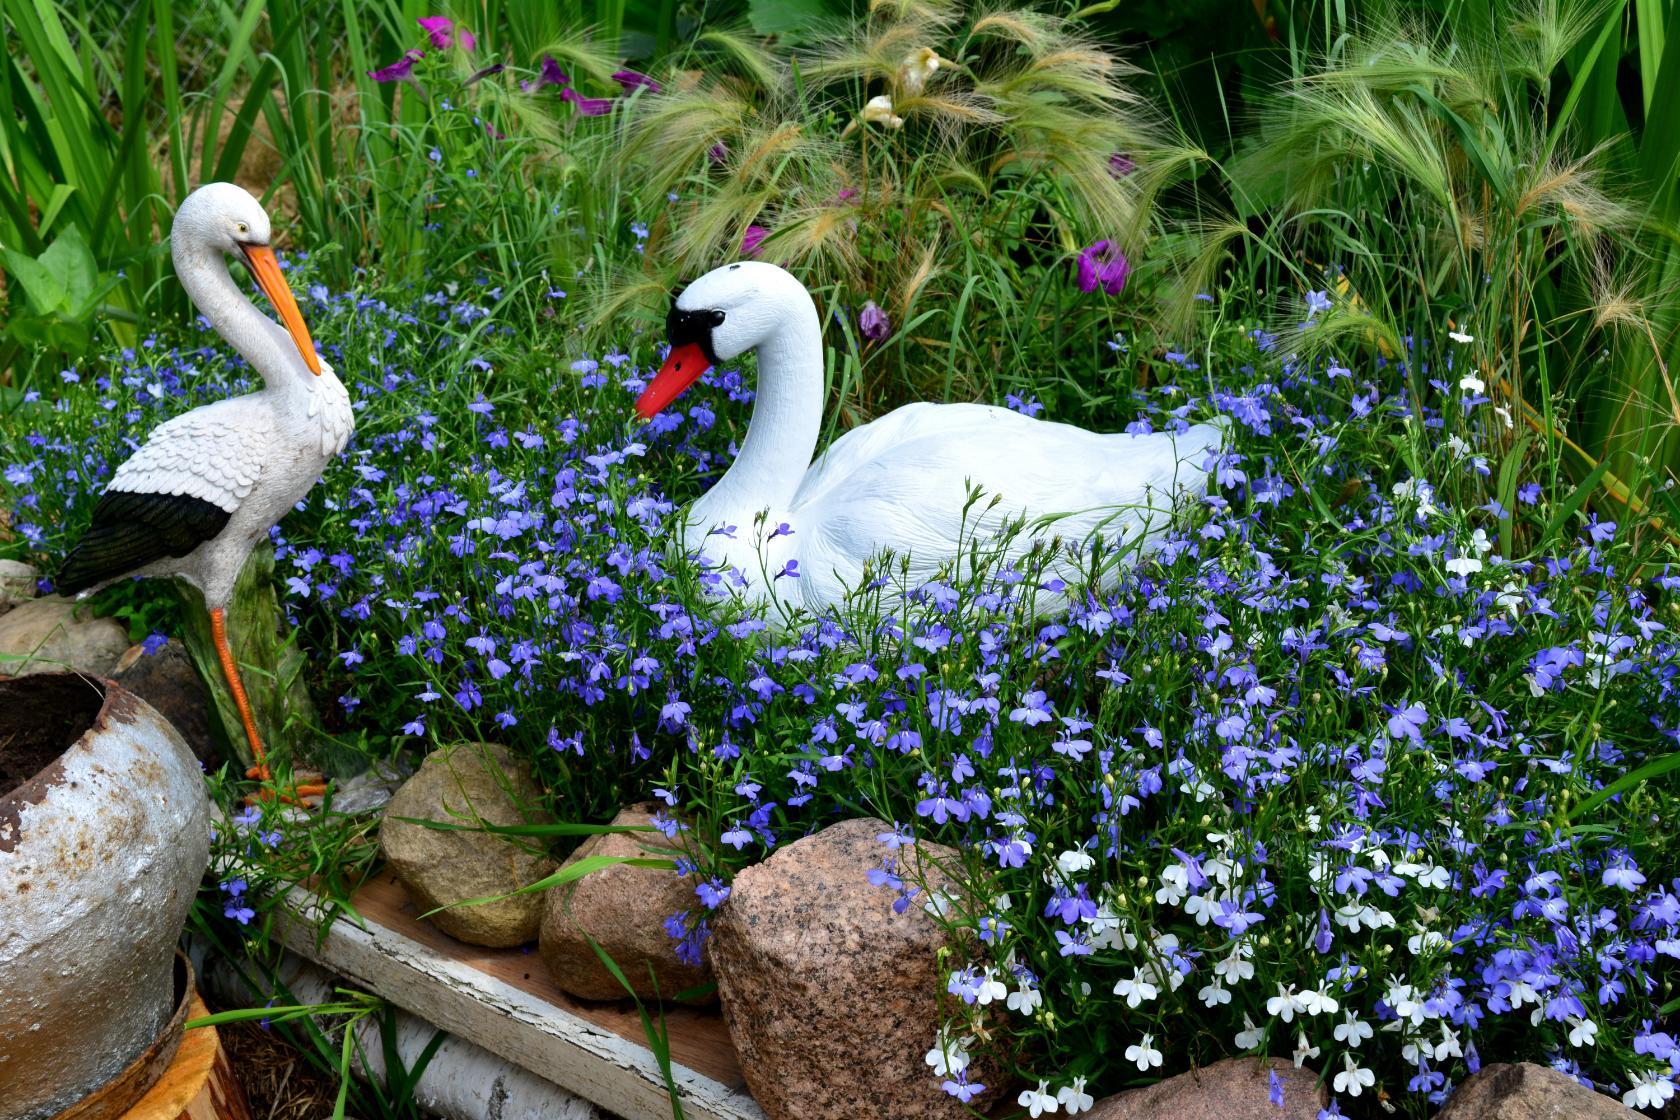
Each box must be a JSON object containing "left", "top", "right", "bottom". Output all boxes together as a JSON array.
[
  {"left": 635, "top": 261, "right": 813, "bottom": 419},
  {"left": 173, "top": 183, "right": 321, "bottom": 376}
]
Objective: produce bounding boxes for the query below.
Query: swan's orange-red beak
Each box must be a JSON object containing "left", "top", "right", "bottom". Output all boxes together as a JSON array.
[
  {"left": 635, "top": 343, "right": 711, "bottom": 419},
  {"left": 242, "top": 244, "right": 322, "bottom": 376}
]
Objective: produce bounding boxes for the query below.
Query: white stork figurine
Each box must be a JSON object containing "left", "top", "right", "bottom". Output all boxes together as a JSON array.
[
  {"left": 635, "top": 261, "right": 1224, "bottom": 616},
  {"left": 58, "top": 183, "right": 353, "bottom": 800}
]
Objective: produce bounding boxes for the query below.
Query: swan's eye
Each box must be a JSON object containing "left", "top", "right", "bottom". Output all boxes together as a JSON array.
[
  {"left": 235, "top": 222, "right": 249, "bottom": 235},
  {"left": 707, "top": 310, "right": 726, "bottom": 327}
]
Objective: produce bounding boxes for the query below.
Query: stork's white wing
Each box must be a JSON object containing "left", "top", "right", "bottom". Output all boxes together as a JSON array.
[{"left": 107, "top": 396, "right": 273, "bottom": 512}]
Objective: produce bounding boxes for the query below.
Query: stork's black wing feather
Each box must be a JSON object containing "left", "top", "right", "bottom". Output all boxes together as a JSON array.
[{"left": 56, "top": 490, "right": 230, "bottom": 595}]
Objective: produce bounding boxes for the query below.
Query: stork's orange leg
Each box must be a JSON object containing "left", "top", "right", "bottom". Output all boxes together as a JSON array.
[{"left": 211, "top": 607, "right": 326, "bottom": 805}]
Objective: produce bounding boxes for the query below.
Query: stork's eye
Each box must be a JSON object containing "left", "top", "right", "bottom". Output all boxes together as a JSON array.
[{"left": 707, "top": 310, "right": 726, "bottom": 327}]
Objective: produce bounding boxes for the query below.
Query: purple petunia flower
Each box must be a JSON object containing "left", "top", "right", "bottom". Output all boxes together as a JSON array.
[
  {"left": 419, "top": 16, "right": 474, "bottom": 51},
  {"left": 1108, "top": 152, "right": 1136, "bottom": 177},
  {"left": 1076, "top": 240, "right": 1130, "bottom": 296},
  {"left": 369, "top": 49, "right": 424, "bottom": 83},
  {"left": 522, "top": 56, "right": 570, "bottom": 92},
  {"left": 741, "top": 225, "right": 769, "bottom": 258},
  {"left": 561, "top": 88, "right": 614, "bottom": 115},
  {"left": 859, "top": 300, "right": 890, "bottom": 343},
  {"left": 612, "top": 69, "right": 661, "bottom": 93}
]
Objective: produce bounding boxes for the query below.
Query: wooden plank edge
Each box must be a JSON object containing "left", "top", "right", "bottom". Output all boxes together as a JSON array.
[{"left": 270, "top": 883, "right": 764, "bottom": 1120}]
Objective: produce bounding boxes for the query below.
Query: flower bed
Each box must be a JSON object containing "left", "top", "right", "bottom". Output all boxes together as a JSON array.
[{"left": 6, "top": 269, "right": 1680, "bottom": 1116}]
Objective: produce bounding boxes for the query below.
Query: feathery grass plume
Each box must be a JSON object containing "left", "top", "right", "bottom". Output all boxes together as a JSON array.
[
  {"left": 603, "top": 0, "right": 1202, "bottom": 410},
  {"left": 1230, "top": 0, "right": 1673, "bottom": 515}
]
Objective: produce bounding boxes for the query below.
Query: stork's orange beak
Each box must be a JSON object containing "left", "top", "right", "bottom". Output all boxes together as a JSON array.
[{"left": 241, "top": 244, "right": 322, "bottom": 376}]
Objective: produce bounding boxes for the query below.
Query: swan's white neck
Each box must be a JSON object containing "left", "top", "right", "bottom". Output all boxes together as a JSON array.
[
  {"left": 692, "top": 295, "right": 825, "bottom": 528},
  {"left": 173, "top": 239, "right": 308, "bottom": 392}
]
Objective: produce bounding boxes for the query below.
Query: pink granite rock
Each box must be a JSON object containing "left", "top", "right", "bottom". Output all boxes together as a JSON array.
[
  {"left": 1085, "top": 1057, "right": 1326, "bottom": 1120},
  {"left": 1432, "top": 1063, "right": 1639, "bottom": 1120},
  {"left": 709, "top": 817, "right": 1001, "bottom": 1120},
  {"left": 539, "top": 802, "right": 713, "bottom": 1003}
]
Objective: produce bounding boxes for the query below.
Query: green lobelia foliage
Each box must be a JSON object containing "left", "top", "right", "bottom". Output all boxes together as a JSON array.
[
  {"left": 609, "top": 0, "right": 1211, "bottom": 417},
  {"left": 1223, "top": 0, "right": 1680, "bottom": 547}
]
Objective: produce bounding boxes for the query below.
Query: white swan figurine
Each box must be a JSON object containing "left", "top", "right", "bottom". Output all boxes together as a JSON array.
[{"left": 635, "top": 262, "right": 1224, "bottom": 613}]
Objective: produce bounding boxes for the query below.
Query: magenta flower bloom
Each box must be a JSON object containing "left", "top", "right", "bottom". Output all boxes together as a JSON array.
[
  {"left": 521, "top": 56, "right": 570, "bottom": 92},
  {"left": 419, "top": 16, "right": 474, "bottom": 51},
  {"left": 707, "top": 141, "right": 729, "bottom": 164},
  {"left": 612, "top": 69, "right": 662, "bottom": 93},
  {"left": 1108, "top": 152, "right": 1136, "bottom": 177},
  {"left": 368, "top": 49, "right": 424, "bottom": 83},
  {"left": 561, "top": 88, "right": 614, "bottom": 116},
  {"left": 740, "top": 225, "right": 769, "bottom": 257},
  {"left": 860, "top": 300, "right": 890, "bottom": 342},
  {"left": 1076, "top": 240, "right": 1130, "bottom": 296}
]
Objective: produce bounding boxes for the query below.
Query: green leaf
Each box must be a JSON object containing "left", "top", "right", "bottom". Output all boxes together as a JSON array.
[
  {"left": 747, "top": 0, "right": 838, "bottom": 40},
  {"left": 2, "top": 247, "right": 67, "bottom": 312},
  {"left": 38, "top": 225, "right": 97, "bottom": 308}
]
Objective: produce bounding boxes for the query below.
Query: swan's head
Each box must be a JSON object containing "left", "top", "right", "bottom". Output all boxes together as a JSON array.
[
  {"left": 636, "top": 261, "right": 812, "bottom": 419},
  {"left": 172, "top": 182, "right": 321, "bottom": 376}
]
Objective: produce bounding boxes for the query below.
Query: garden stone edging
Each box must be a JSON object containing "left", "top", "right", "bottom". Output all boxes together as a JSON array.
[
  {"left": 1084, "top": 1057, "right": 1326, "bottom": 1120},
  {"left": 0, "top": 595, "right": 128, "bottom": 678},
  {"left": 379, "top": 741, "right": 557, "bottom": 948},
  {"left": 539, "top": 801, "right": 714, "bottom": 1004},
  {"left": 1431, "top": 1062, "right": 1640, "bottom": 1120},
  {"left": 708, "top": 816, "right": 1004, "bottom": 1120}
]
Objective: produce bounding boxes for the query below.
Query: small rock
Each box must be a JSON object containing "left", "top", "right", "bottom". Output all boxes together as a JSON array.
[
  {"left": 1433, "top": 1063, "right": 1638, "bottom": 1120},
  {"left": 539, "top": 803, "right": 712, "bottom": 1004},
  {"left": 380, "top": 742, "right": 557, "bottom": 947},
  {"left": 0, "top": 559, "right": 38, "bottom": 616},
  {"left": 1085, "top": 1057, "right": 1326, "bottom": 1120},
  {"left": 112, "top": 638, "right": 220, "bottom": 767},
  {"left": 709, "top": 817, "right": 1001, "bottom": 1120},
  {"left": 330, "top": 760, "right": 408, "bottom": 817},
  {"left": 0, "top": 595, "right": 129, "bottom": 678}
]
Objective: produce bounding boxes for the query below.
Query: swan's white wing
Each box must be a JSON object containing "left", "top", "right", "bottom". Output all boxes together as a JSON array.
[{"left": 108, "top": 396, "right": 274, "bottom": 512}]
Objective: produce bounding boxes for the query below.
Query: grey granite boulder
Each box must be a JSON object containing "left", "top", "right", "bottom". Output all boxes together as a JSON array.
[
  {"left": 1432, "top": 1063, "right": 1638, "bottom": 1120},
  {"left": 1086, "top": 1057, "right": 1326, "bottom": 1120},
  {"left": 0, "top": 559, "right": 38, "bottom": 617},
  {"left": 539, "top": 802, "right": 712, "bottom": 1004},
  {"left": 709, "top": 817, "right": 1000, "bottom": 1120},
  {"left": 0, "top": 595, "right": 128, "bottom": 678},
  {"left": 379, "top": 742, "right": 556, "bottom": 947}
]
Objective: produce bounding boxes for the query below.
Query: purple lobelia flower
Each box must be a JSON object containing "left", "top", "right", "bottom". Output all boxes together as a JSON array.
[
  {"left": 1077, "top": 240, "right": 1131, "bottom": 296},
  {"left": 859, "top": 300, "right": 890, "bottom": 342}
]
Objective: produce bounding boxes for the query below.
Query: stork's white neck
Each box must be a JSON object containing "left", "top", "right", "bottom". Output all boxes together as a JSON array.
[
  {"left": 691, "top": 296, "right": 825, "bottom": 529},
  {"left": 173, "top": 240, "right": 308, "bottom": 392}
]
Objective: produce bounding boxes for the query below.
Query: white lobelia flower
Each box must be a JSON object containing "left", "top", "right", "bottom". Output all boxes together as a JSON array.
[
  {"left": 1057, "top": 848, "right": 1095, "bottom": 876},
  {"left": 1214, "top": 945, "right": 1256, "bottom": 984},
  {"left": 1008, "top": 983, "right": 1044, "bottom": 1015},
  {"left": 1333, "top": 1054, "right": 1376, "bottom": 1097},
  {"left": 924, "top": 1028, "right": 972, "bottom": 1076},
  {"left": 1407, "top": 929, "right": 1451, "bottom": 955},
  {"left": 1446, "top": 434, "right": 1472, "bottom": 458},
  {"left": 1266, "top": 983, "right": 1302, "bottom": 1023},
  {"left": 1623, "top": 1069, "right": 1676, "bottom": 1111},
  {"left": 1199, "top": 979, "right": 1232, "bottom": 1008},
  {"left": 899, "top": 47, "right": 943, "bottom": 95},
  {"left": 1058, "top": 1077, "right": 1095, "bottom": 1115},
  {"left": 1458, "top": 372, "right": 1485, "bottom": 394},
  {"left": 1434, "top": 1024, "right": 1464, "bottom": 1061},
  {"left": 1448, "top": 328, "right": 1474, "bottom": 344},
  {"left": 1125, "top": 1033, "right": 1164, "bottom": 1072},
  {"left": 861, "top": 95, "right": 904, "bottom": 129},
  {"left": 1568, "top": 1016, "right": 1599, "bottom": 1047},
  {"left": 1155, "top": 864, "right": 1189, "bottom": 905},
  {"left": 1113, "top": 969, "right": 1161, "bottom": 1008},
  {"left": 1298, "top": 981, "right": 1339, "bottom": 1017},
  {"left": 1018, "top": 1080, "right": 1060, "bottom": 1118},
  {"left": 1334, "top": 1011, "right": 1374, "bottom": 1047},
  {"left": 1293, "top": 1030, "right": 1321, "bottom": 1068},
  {"left": 1235, "top": 1013, "right": 1265, "bottom": 1050},
  {"left": 975, "top": 967, "right": 1008, "bottom": 1006},
  {"left": 1446, "top": 554, "right": 1483, "bottom": 577}
]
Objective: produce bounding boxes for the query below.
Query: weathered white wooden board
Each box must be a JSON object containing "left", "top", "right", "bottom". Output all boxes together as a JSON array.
[{"left": 271, "top": 871, "right": 764, "bottom": 1120}]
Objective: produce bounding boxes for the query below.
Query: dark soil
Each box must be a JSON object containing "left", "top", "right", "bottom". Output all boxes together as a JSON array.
[
  {"left": 0, "top": 675, "right": 105, "bottom": 798},
  {"left": 216, "top": 1011, "right": 349, "bottom": 1120}
]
